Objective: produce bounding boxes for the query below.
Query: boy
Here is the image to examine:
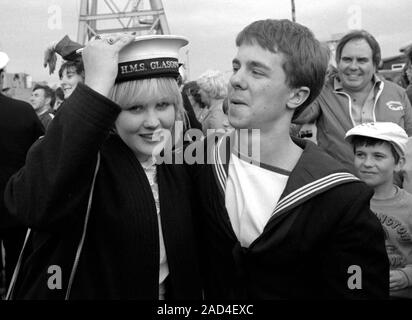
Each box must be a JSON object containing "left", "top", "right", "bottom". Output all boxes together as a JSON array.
[{"left": 346, "top": 121, "right": 412, "bottom": 299}]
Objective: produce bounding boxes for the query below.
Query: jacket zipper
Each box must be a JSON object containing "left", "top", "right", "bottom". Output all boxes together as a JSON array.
[{"left": 333, "top": 90, "right": 356, "bottom": 127}]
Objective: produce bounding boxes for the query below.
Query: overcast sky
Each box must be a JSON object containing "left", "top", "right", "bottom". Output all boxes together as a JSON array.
[{"left": 0, "top": 0, "right": 411, "bottom": 86}]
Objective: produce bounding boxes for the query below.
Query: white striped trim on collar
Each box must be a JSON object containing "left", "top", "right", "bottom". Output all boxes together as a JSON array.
[
  {"left": 272, "top": 172, "right": 359, "bottom": 216},
  {"left": 213, "top": 134, "right": 227, "bottom": 193},
  {"left": 212, "top": 135, "right": 359, "bottom": 216}
]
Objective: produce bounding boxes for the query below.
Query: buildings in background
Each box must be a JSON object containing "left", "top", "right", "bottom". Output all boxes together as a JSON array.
[
  {"left": 2, "top": 72, "right": 53, "bottom": 102},
  {"left": 379, "top": 43, "right": 412, "bottom": 86},
  {"left": 2, "top": 72, "right": 33, "bottom": 102}
]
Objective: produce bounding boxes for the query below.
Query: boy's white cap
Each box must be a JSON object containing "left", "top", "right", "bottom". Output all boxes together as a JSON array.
[
  {"left": 116, "top": 35, "right": 188, "bottom": 83},
  {"left": 345, "top": 122, "right": 408, "bottom": 157},
  {"left": 0, "top": 51, "right": 10, "bottom": 70}
]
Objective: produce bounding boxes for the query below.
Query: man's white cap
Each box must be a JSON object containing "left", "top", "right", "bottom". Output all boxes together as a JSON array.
[
  {"left": 345, "top": 122, "right": 408, "bottom": 157},
  {"left": 116, "top": 35, "right": 188, "bottom": 83},
  {"left": 0, "top": 51, "right": 10, "bottom": 70}
]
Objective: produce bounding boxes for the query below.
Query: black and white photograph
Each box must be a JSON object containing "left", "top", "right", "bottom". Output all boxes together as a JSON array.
[{"left": 0, "top": 0, "right": 411, "bottom": 314}]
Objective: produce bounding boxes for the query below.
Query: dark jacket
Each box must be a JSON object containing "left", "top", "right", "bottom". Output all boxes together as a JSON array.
[
  {"left": 38, "top": 110, "right": 54, "bottom": 131},
  {"left": 0, "top": 93, "right": 44, "bottom": 229},
  {"left": 182, "top": 91, "right": 202, "bottom": 131},
  {"left": 191, "top": 132, "right": 389, "bottom": 299},
  {"left": 0, "top": 93, "right": 44, "bottom": 285},
  {"left": 4, "top": 84, "right": 202, "bottom": 299}
]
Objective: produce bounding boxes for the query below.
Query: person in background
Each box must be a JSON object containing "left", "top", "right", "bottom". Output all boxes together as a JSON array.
[
  {"left": 346, "top": 122, "right": 412, "bottom": 299},
  {"left": 29, "top": 84, "right": 55, "bottom": 130},
  {"left": 58, "top": 60, "right": 84, "bottom": 99},
  {"left": 43, "top": 35, "right": 85, "bottom": 100},
  {"left": 0, "top": 51, "right": 43, "bottom": 291},
  {"left": 196, "top": 69, "right": 230, "bottom": 134},
  {"left": 294, "top": 30, "right": 412, "bottom": 175}
]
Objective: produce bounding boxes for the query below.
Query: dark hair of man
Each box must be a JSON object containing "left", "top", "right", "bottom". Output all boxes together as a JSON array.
[
  {"left": 58, "top": 60, "right": 84, "bottom": 79},
  {"left": 33, "top": 84, "right": 54, "bottom": 101},
  {"left": 335, "top": 30, "right": 381, "bottom": 68},
  {"left": 351, "top": 135, "right": 400, "bottom": 164},
  {"left": 235, "top": 19, "right": 328, "bottom": 118}
]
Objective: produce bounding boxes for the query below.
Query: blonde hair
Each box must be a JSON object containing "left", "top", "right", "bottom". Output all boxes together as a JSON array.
[
  {"left": 110, "top": 77, "right": 185, "bottom": 122},
  {"left": 196, "top": 70, "right": 228, "bottom": 100}
]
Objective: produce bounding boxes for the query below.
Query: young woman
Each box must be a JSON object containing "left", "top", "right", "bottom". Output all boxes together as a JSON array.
[
  {"left": 4, "top": 34, "right": 201, "bottom": 300},
  {"left": 43, "top": 35, "right": 85, "bottom": 100},
  {"left": 58, "top": 60, "right": 84, "bottom": 99}
]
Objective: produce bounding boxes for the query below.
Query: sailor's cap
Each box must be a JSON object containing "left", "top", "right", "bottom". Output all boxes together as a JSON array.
[
  {"left": 116, "top": 35, "right": 188, "bottom": 83},
  {"left": 345, "top": 122, "right": 408, "bottom": 157}
]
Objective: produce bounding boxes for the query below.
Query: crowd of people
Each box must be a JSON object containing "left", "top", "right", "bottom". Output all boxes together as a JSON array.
[{"left": 0, "top": 17, "right": 412, "bottom": 300}]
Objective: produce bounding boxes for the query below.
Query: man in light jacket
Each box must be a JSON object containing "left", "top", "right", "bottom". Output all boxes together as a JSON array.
[{"left": 294, "top": 30, "right": 412, "bottom": 174}]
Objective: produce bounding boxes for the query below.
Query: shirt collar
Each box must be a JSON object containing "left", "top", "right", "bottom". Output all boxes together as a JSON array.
[
  {"left": 37, "top": 107, "right": 52, "bottom": 116},
  {"left": 140, "top": 155, "right": 157, "bottom": 170}
]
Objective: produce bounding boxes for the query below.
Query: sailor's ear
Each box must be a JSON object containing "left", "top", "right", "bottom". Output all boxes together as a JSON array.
[{"left": 286, "top": 86, "right": 310, "bottom": 110}]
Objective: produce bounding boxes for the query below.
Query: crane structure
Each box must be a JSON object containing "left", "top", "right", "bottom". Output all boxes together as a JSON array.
[{"left": 77, "top": 0, "right": 170, "bottom": 45}]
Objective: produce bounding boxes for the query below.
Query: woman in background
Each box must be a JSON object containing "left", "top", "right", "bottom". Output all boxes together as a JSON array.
[
  {"left": 44, "top": 35, "right": 85, "bottom": 100},
  {"left": 58, "top": 60, "right": 84, "bottom": 99}
]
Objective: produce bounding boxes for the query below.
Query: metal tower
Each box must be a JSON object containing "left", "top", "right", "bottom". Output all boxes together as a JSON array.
[{"left": 77, "top": 0, "right": 170, "bottom": 45}]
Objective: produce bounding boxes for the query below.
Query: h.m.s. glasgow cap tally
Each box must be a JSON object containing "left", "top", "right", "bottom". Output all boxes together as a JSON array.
[{"left": 116, "top": 35, "right": 188, "bottom": 83}]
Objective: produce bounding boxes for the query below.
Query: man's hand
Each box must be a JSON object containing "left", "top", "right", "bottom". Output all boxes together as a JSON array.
[
  {"left": 83, "top": 34, "right": 135, "bottom": 97},
  {"left": 389, "top": 270, "right": 409, "bottom": 291}
]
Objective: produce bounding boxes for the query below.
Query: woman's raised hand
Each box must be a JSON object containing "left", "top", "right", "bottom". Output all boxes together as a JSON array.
[{"left": 83, "top": 33, "right": 135, "bottom": 97}]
